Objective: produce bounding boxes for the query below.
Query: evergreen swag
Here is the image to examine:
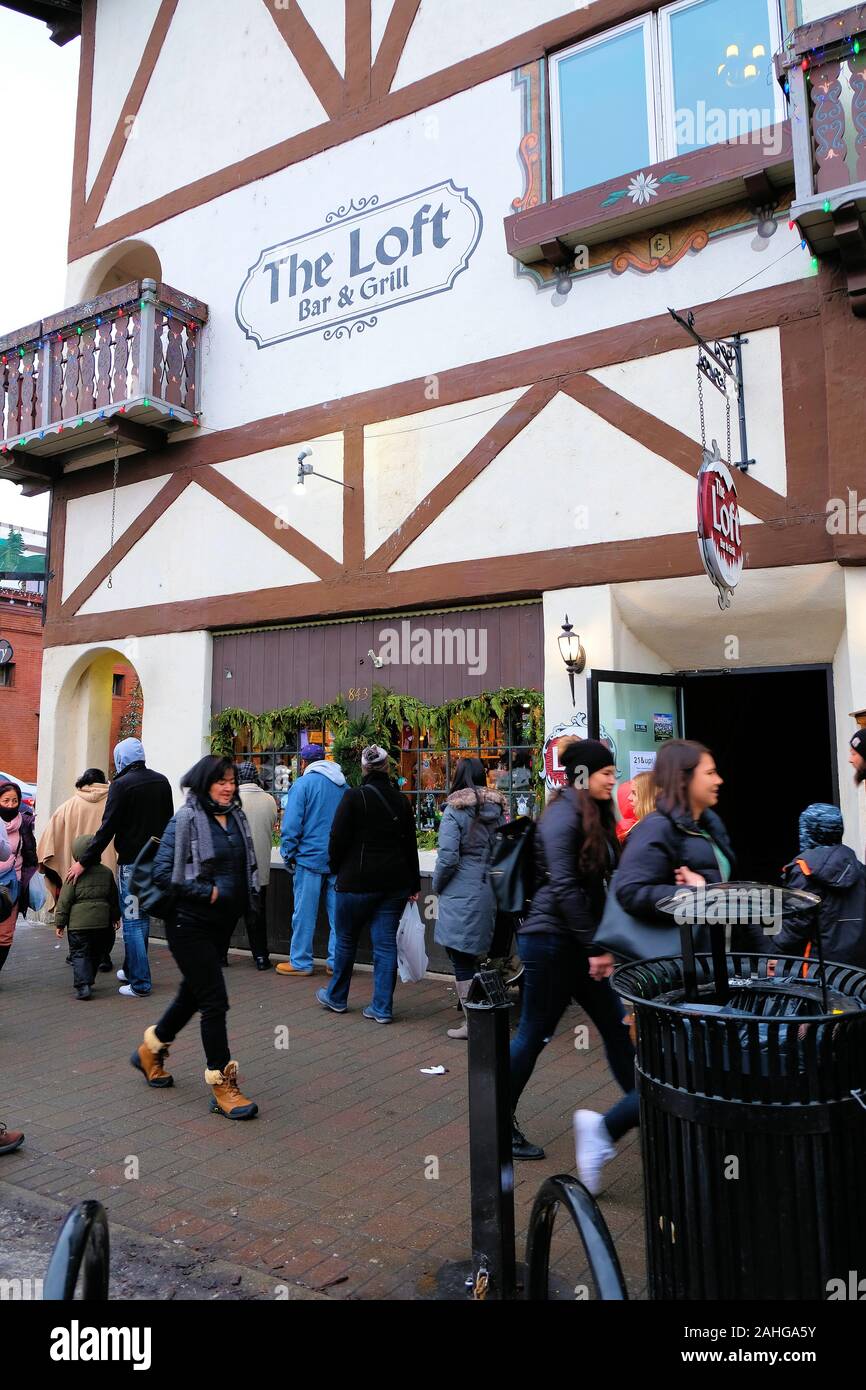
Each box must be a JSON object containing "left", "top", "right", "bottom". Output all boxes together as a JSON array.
[{"left": 210, "top": 686, "right": 544, "bottom": 787}]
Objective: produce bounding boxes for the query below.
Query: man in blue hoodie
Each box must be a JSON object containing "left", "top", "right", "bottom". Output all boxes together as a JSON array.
[
  {"left": 777, "top": 803, "right": 866, "bottom": 969},
  {"left": 276, "top": 743, "right": 347, "bottom": 977}
]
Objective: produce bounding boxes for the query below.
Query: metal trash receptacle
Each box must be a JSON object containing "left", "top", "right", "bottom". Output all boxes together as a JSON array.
[{"left": 612, "top": 884, "right": 866, "bottom": 1301}]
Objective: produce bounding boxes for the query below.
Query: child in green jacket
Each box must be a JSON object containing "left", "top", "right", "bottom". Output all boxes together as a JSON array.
[{"left": 54, "top": 834, "right": 121, "bottom": 1000}]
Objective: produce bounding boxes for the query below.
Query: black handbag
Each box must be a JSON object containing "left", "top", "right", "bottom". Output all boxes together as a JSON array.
[
  {"left": 128, "top": 836, "right": 174, "bottom": 920},
  {"left": 593, "top": 871, "right": 707, "bottom": 961},
  {"left": 489, "top": 817, "right": 536, "bottom": 914}
]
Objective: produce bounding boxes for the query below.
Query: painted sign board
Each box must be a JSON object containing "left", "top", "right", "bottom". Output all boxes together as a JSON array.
[{"left": 236, "top": 182, "right": 483, "bottom": 346}]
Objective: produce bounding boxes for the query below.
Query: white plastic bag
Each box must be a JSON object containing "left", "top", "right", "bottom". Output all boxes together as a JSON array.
[
  {"left": 27, "top": 871, "right": 47, "bottom": 911},
  {"left": 396, "top": 901, "right": 428, "bottom": 983}
]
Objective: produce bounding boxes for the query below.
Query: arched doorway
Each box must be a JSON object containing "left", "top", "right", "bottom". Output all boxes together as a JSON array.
[
  {"left": 51, "top": 648, "right": 145, "bottom": 798},
  {"left": 81, "top": 240, "right": 163, "bottom": 297}
]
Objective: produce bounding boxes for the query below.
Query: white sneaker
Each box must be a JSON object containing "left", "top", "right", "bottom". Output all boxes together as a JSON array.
[
  {"left": 118, "top": 984, "right": 143, "bottom": 997},
  {"left": 573, "top": 1110, "right": 616, "bottom": 1196},
  {"left": 116, "top": 969, "right": 127, "bottom": 983}
]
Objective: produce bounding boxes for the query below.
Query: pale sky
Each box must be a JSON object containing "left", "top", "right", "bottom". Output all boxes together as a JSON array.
[{"left": 0, "top": 9, "right": 79, "bottom": 535}]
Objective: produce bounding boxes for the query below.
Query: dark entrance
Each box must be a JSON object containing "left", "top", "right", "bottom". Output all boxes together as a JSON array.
[
  {"left": 682, "top": 666, "right": 838, "bottom": 884},
  {"left": 590, "top": 665, "right": 838, "bottom": 885}
]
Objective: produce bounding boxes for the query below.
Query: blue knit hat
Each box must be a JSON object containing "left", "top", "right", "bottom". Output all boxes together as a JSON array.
[
  {"left": 799, "top": 803, "right": 843, "bottom": 852},
  {"left": 300, "top": 742, "right": 324, "bottom": 763}
]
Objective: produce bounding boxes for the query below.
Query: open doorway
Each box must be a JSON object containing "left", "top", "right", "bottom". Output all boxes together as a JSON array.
[
  {"left": 683, "top": 666, "right": 837, "bottom": 883},
  {"left": 590, "top": 664, "right": 838, "bottom": 883}
]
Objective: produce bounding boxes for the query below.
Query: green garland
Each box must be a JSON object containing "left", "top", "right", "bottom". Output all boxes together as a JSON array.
[{"left": 211, "top": 687, "right": 545, "bottom": 778}]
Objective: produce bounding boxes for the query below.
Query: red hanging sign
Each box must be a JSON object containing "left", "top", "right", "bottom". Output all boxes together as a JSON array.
[{"left": 697, "top": 440, "right": 742, "bottom": 609}]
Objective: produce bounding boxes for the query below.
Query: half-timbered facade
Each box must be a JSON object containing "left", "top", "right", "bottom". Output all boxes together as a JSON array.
[{"left": 4, "top": 0, "right": 866, "bottom": 872}]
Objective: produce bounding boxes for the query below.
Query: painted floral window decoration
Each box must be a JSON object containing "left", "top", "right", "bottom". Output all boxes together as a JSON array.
[{"left": 601, "top": 170, "right": 691, "bottom": 208}]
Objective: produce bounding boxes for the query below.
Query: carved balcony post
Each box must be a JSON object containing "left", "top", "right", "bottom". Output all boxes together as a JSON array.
[{"left": 132, "top": 278, "right": 158, "bottom": 401}]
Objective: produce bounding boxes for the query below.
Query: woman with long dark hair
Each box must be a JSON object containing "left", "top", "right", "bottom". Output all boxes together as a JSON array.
[
  {"left": 432, "top": 757, "right": 507, "bottom": 1039},
  {"left": 509, "top": 739, "right": 636, "bottom": 1166},
  {"left": 130, "top": 755, "right": 261, "bottom": 1120},
  {"left": 0, "top": 781, "right": 38, "bottom": 975}
]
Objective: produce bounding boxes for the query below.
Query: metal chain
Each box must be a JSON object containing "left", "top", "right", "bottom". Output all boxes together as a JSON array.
[
  {"left": 697, "top": 363, "right": 706, "bottom": 452},
  {"left": 726, "top": 390, "right": 732, "bottom": 468},
  {"left": 106, "top": 436, "right": 119, "bottom": 589}
]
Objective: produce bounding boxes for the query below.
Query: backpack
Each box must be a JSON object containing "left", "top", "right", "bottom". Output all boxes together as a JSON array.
[
  {"left": 489, "top": 817, "right": 537, "bottom": 913},
  {"left": 127, "top": 836, "right": 174, "bottom": 920}
]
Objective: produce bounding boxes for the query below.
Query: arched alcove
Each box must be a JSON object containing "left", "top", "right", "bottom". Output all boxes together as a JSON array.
[
  {"left": 82, "top": 240, "right": 163, "bottom": 298},
  {"left": 52, "top": 647, "right": 145, "bottom": 799}
]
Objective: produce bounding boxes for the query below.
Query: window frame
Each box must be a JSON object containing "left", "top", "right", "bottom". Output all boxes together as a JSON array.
[
  {"left": 549, "top": 0, "right": 786, "bottom": 200},
  {"left": 0, "top": 663, "right": 15, "bottom": 689},
  {"left": 657, "top": 0, "right": 785, "bottom": 162},
  {"left": 549, "top": 13, "right": 660, "bottom": 203}
]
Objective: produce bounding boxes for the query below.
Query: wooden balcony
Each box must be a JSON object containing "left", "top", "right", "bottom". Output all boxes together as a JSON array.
[
  {"left": 0, "top": 278, "right": 208, "bottom": 492},
  {"left": 776, "top": 4, "right": 866, "bottom": 314}
]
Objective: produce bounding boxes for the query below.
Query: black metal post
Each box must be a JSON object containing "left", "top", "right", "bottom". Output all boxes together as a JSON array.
[{"left": 464, "top": 993, "right": 517, "bottom": 1301}]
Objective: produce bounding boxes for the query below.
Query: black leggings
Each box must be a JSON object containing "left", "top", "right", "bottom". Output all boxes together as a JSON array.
[
  {"left": 155, "top": 917, "right": 235, "bottom": 1071},
  {"left": 446, "top": 947, "right": 478, "bottom": 982}
]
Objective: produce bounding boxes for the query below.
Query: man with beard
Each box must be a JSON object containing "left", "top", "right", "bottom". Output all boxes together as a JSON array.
[{"left": 850, "top": 728, "right": 866, "bottom": 792}]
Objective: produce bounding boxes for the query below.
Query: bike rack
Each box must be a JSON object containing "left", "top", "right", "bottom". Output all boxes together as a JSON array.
[
  {"left": 524, "top": 1175, "right": 628, "bottom": 1301},
  {"left": 43, "top": 1200, "right": 110, "bottom": 1301}
]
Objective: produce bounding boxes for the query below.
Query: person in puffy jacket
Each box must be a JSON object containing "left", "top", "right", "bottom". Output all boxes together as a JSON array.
[
  {"left": 131, "top": 756, "right": 260, "bottom": 1122},
  {"left": 777, "top": 803, "right": 866, "bottom": 968},
  {"left": 320, "top": 745, "right": 420, "bottom": 1023},
  {"left": 433, "top": 759, "right": 507, "bottom": 1040},
  {"left": 277, "top": 743, "right": 347, "bottom": 977},
  {"left": 52, "top": 833, "right": 121, "bottom": 1000},
  {"left": 509, "top": 739, "right": 636, "bottom": 1178},
  {"left": 0, "top": 780, "right": 38, "bottom": 976},
  {"left": 615, "top": 739, "right": 735, "bottom": 925}
]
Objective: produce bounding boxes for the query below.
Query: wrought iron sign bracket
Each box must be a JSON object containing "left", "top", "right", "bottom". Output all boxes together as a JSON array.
[{"left": 668, "top": 307, "right": 756, "bottom": 473}]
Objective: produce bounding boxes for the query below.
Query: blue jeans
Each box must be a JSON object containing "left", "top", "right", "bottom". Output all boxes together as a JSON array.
[
  {"left": 510, "top": 930, "right": 636, "bottom": 1111},
  {"left": 326, "top": 891, "right": 406, "bottom": 1019},
  {"left": 290, "top": 866, "right": 337, "bottom": 971},
  {"left": 119, "top": 863, "right": 151, "bottom": 995}
]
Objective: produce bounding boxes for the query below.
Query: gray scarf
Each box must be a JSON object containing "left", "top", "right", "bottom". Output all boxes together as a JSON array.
[{"left": 171, "top": 792, "right": 260, "bottom": 903}]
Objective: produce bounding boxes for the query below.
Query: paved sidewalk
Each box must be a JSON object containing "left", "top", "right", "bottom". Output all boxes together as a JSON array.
[{"left": 0, "top": 918, "right": 646, "bottom": 1299}]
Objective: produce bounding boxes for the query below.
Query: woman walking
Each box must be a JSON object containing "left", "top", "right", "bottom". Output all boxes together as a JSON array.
[
  {"left": 0, "top": 781, "right": 38, "bottom": 975},
  {"left": 509, "top": 739, "right": 636, "bottom": 1176},
  {"left": 131, "top": 756, "right": 260, "bottom": 1120},
  {"left": 432, "top": 758, "right": 507, "bottom": 1039},
  {"left": 319, "top": 745, "right": 420, "bottom": 1023}
]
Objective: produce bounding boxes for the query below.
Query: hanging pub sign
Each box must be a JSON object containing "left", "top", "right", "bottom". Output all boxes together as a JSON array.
[
  {"left": 235, "top": 181, "right": 483, "bottom": 347},
  {"left": 697, "top": 439, "right": 743, "bottom": 609}
]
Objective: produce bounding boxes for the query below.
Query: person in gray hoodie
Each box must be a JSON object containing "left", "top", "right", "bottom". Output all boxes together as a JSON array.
[
  {"left": 777, "top": 803, "right": 866, "bottom": 969},
  {"left": 433, "top": 759, "right": 507, "bottom": 1039},
  {"left": 277, "top": 744, "right": 347, "bottom": 976}
]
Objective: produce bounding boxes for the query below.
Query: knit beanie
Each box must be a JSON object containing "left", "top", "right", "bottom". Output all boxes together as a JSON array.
[
  {"left": 361, "top": 745, "right": 390, "bottom": 773},
  {"left": 236, "top": 761, "right": 260, "bottom": 786},
  {"left": 851, "top": 728, "right": 866, "bottom": 759},
  {"left": 300, "top": 742, "right": 325, "bottom": 763},
  {"left": 559, "top": 737, "right": 616, "bottom": 785}
]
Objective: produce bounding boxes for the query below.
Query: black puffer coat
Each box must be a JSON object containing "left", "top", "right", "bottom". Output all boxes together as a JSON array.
[
  {"left": 615, "top": 805, "right": 735, "bottom": 920},
  {"left": 778, "top": 844, "right": 866, "bottom": 968},
  {"left": 518, "top": 788, "right": 616, "bottom": 950}
]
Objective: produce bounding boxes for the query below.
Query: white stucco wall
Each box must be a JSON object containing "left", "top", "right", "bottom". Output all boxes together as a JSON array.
[
  {"left": 392, "top": 0, "right": 586, "bottom": 90},
  {"left": 833, "top": 569, "right": 866, "bottom": 852},
  {"left": 37, "top": 631, "right": 212, "bottom": 829}
]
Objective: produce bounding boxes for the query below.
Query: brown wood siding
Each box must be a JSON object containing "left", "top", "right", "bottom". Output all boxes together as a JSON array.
[{"left": 211, "top": 604, "right": 543, "bottom": 717}]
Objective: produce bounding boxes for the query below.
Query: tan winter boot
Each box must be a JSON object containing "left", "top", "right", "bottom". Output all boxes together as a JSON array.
[
  {"left": 130, "top": 1025, "right": 173, "bottom": 1088},
  {"left": 205, "top": 1061, "right": 258, "bottom": 1120},
  {"left": 447, "top": 979, "right": 473, "bottom": 1040}
]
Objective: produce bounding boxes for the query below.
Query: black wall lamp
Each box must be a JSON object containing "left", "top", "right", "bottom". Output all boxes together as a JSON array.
[{"left": 558, "top": 615, "right": 586, "bottom": 706}]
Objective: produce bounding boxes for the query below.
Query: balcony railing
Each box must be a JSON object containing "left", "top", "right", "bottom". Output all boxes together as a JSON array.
[
  {"left": 0, "top": 278, "right": 208, "bottom": 486},
  {"left": 777, "top": 4, "right": 866, "bottom": 314}
]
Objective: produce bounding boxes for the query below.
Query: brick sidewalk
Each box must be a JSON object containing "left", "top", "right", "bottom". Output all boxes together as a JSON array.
[{"left": 0, "top": 918, "right": 646, "bottom": 1299}]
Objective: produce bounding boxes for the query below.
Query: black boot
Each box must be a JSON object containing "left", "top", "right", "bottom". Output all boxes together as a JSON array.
[
  {"left": 511, "top": 1115, "right": 545, "bottom": 1160},
  {"left": 255, "top": 956, "right": 272, "bottom": 971},
  {"left": 0, "top": 945, "right": 9, "bottom": 974}
]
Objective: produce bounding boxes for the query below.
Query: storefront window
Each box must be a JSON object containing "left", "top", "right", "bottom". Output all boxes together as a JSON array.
[
  {"left": 232, "top": 726, "right": 332, "bottom": 818},
  {"left": 397, "top": 709, "right": 540, "bottom": 826}
]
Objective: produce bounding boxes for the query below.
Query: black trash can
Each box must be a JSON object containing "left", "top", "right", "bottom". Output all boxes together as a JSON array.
[{"left": 612, "top": 885, "right": 866, "bottom": 1301}]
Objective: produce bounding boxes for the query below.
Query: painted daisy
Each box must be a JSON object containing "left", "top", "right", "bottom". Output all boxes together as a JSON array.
[{"left": 627, "top": 172, "right": 660, "bottom": 205}]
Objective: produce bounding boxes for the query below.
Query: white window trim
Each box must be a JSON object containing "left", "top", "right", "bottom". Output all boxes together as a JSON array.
[
  {"left": 549, "top": 14, "right": 659, "bottom": 201},
  {"left": 550, "top": 1, "right": 786, "bottom": 200},
  {"left": 658, "top": 0, "right": 786, "bottom": 160}
]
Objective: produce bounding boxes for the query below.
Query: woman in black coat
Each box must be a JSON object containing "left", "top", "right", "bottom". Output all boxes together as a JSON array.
[
  {"left": 130, "top": 756, "right": 261, "bottom": 1121},
  {"left": 510, "top": 740, "right": 636, "bottom": 1179},
  {"left": 615, "top": 739, "right": 735, "bottom": 923}
]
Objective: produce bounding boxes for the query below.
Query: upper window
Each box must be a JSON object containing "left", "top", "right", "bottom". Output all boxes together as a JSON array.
[{"left": 550, "top": 0, "right": 784, "bottom": 198}]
